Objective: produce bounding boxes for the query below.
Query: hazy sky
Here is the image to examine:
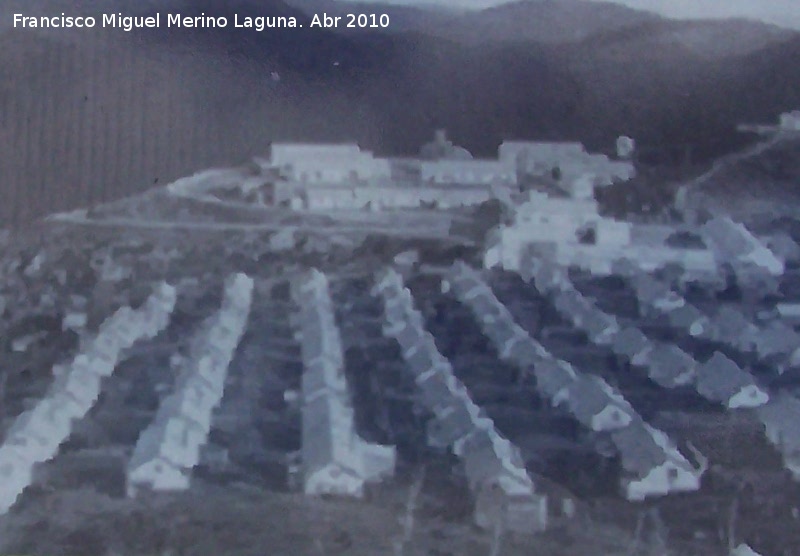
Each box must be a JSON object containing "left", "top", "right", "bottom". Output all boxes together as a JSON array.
[{"left": 347, "top": 0, "right": 800, "bottom": 29}]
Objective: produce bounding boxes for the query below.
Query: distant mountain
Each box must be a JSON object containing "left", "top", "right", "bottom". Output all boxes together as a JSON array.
[
  {"left": 568, "top": 17, "right": 796, "bottom": 60},
  {"left": 287, "top": 0, "right": 797, "bottom": 61},
  {"left": 417, "top": 0, "right": 661, "bottom": 44}
]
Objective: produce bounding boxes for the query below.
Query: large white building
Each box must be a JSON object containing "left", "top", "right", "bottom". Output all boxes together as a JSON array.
[
  {"left": 263, "top": 143, "right": 391, "bottom": 185},
  {"left": 484, "top": 191, "right": 632, "bottom": 275},
  {"left": 484, "top": 191, "right": 721, "bottom": 280}
]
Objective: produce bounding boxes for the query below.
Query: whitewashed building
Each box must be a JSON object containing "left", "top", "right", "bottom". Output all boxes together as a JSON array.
[
  {"left": 484, "top": 192, "right": 632, "bottom": 274},
  {"left": 263, "top": 143, "right": 391, "bottom": 184},
  {"left": 483, "top": 191, "right": 722, "bottom": 281},
  {"left": 0, "top": 446, "right": 35, "bottom": 514},
  {"left": 615, "top": 423, "right": 704, "bottom": 502}
]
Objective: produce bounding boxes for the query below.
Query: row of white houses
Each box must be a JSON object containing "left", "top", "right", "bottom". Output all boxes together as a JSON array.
[
  {"left": 126, "top": 274, "right": 253, "bottom": 495},
  {"left": 526, "top": 260, "right": 769, "bottom": 410},
  {"left": 442, "top": 262, "right": 705, "bottom": 502},
  {"left": 372, "top": 268, "right": 548, "bottom": 533},
  {"left": 293, "top": 269, "right": 396, "bottom": 498},
  {"left": 0, "top": 283, "right": 177, "bottom": 513},
  {"left": 612, "top": 259, "right": 800, "bottom": 373}
]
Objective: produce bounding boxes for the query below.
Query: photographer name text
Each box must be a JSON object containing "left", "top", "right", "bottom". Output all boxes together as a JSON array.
[{"left": 12, "top": 12, "right": 391, "bottom": 32}]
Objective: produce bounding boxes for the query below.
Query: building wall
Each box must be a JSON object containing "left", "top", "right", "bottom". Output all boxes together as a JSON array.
[
  {"left": 280, "top": 184, "right": 493, "bottom": 211},
  {"left": 420, "top": 160, "right": 516, "bottom": 186},
  {"left": 499, "top": 141, "right": 585, "bottom": 165}
]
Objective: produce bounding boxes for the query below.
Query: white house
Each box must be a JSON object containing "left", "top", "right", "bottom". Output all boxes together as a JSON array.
[
  {"left": 161, "top": 376, "right": 219, "bottom": 434},
  {"left": 127, "top": 461, "right": 189, "bottom": 496},
  {"left": 617, "top": 424, "right": 704, "bottom": 502},
  {"left": 484, "top": 190, "right": 724, "bottom": 282},
  {"left": 552, "top": 376, "right": 633, "bottom": 432},
  {"left": 139, "top": 283, "right": 178, "bottom": 335},
  {"left": 695, "top": 353, "right": 768, "bottom": 409},
  {"left": 264, "top": 143, "right": 391, "bottom": 185}
]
